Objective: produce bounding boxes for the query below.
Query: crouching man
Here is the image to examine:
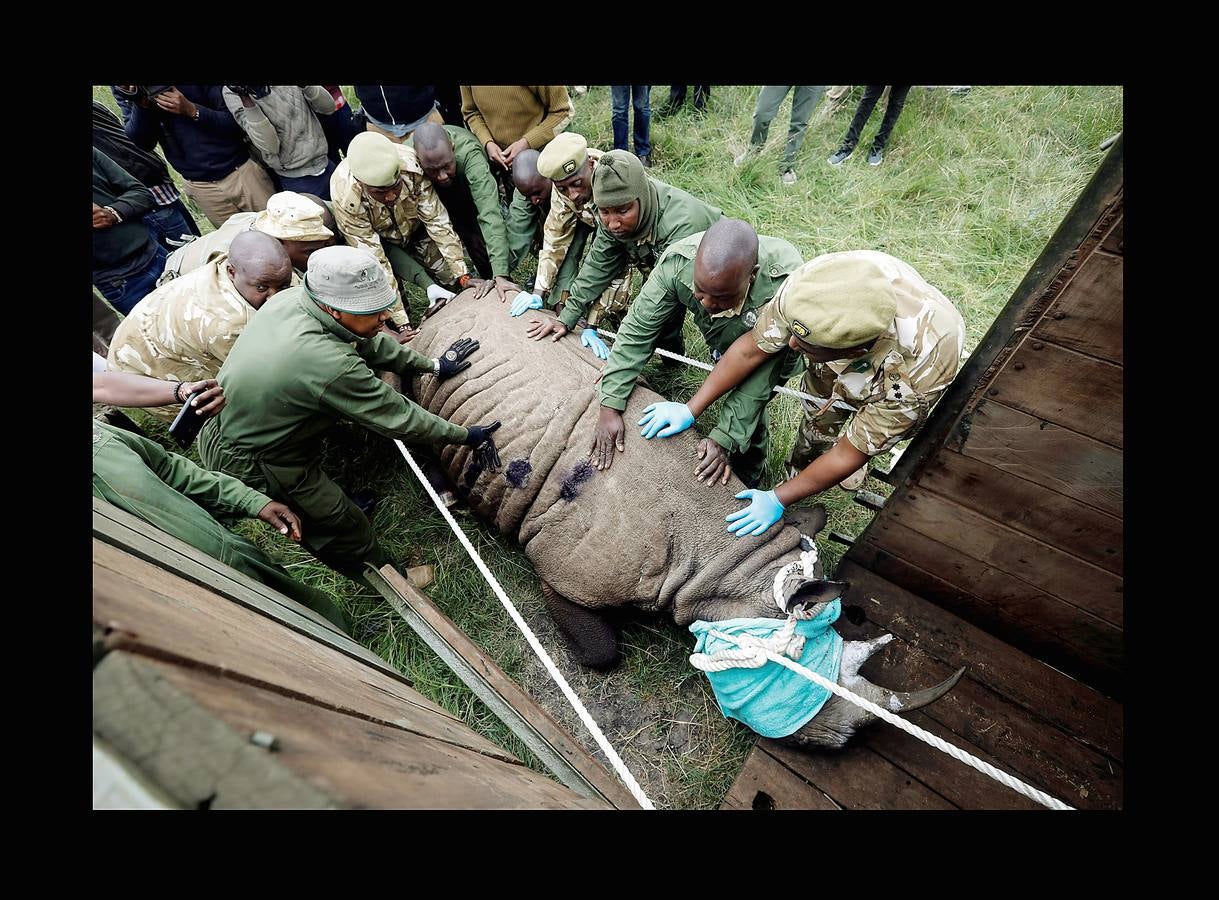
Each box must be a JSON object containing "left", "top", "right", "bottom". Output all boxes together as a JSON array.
[{"left": 199, "top": 246, "right": 502, "bottom": 586}]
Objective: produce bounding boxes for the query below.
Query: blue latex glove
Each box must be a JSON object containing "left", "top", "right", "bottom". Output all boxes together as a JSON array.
[
  {"left": 725, "top": 489, "right": 785, "bottom": 537},
  {"left": 638, "top": 401, "right": 695, "bottom": 439},
  {"left": 580, "top": 327, "right": 610, "bottom": 360},
  {"left": 509, "top": 290, "right": 544, "bottom": 317}
]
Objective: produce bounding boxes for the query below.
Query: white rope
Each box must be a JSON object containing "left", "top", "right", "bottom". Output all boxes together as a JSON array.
[
  {"left": 393, "top": 440, "right": 656, "bottom": 810},
  {"left": 694, "top": 635, "right": 1073, "bottom": 811},
  {"left": 594, "top": 328, "right": 820, "bottom": 403},
  {"left": 687, "top": 551, "right": 1074, "bottom": 811}
]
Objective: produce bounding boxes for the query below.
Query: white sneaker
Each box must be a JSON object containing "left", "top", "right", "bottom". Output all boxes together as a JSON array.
[
  {"left": 573, "top": 85, "right": 588, "bottom": 96},
  {"left": 733, "top": 146, "right": 760, "bottom": 167},
  {"left": 838, "top": 465, "right": 868, "bottom": 491},
  {"left": 781, "top": 169, "right": 798, "bottom": 186}
]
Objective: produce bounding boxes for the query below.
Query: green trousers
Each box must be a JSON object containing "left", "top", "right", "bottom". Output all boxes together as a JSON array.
[
  {"left": 750, "top": 85, "right": 826, "bottom": 171},
  {"left": 199, "top": 421, "right": 390, "bottom": 587}
]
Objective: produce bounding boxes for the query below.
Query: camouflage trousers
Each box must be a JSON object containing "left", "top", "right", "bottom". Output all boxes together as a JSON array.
[
  {"left": 787, "top": 363, "right": 932, "bottom": 476},
  {"left": 786, "top": 364, "right": 863, "bottom": 475},
  {"left": 563, "top": 268, "right": 635, "bottom": 328}
]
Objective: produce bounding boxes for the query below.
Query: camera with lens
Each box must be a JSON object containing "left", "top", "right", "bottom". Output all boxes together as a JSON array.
[
  {"left": 114, "top": 85, "right": 175, "bottom": 101},
  {"left": 225, "top": 85, "right": 271, "bottom": 98}
]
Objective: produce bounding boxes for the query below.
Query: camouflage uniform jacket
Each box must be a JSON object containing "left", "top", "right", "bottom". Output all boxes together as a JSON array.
[
  {"left": 753, "top": 250, "right": 966, "bottom": 456},
  {"left": 559, "top": 179, "right": 723, "bottom": 330},
  {"left": 330, "top": 143, "right": 469, "bottom": 326},
  {"left": 106, "top": 256, "right": 259, "bottom": 422},
  {"left": 535, "top": 147, "right": 604, "bottom": 294},
  {"left": 160, "top": 212, "right": 257, "bottom": 283},
  {"left": 599, "top": 232, "right": 803, "bottom": 455}
]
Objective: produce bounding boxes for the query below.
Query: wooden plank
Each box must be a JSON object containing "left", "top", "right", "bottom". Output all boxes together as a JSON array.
[
  {"left": 917, "top": 450, "right": 1122, "bottom": 576},
  {"left": 837, "top": 558, "right": 1121, "bottom": 761},
  {"left": 859, "top": 710, "right": 1042, "bottom": 810},
  {"left": 761, "top": 740, "right": 957, "bottom": 810},
  {"left": 368, "top": 565, "right": 642, "bottom": 810},
  {"left": 1101, "top": 215, "right": 1123, "bottom": 255},
  {"left": 854, "top": 490, "right": 887, "bottom": 512},
  {"left": 93, "top": 543, "right": 515, "bottom": 763},
  {"left": 1033, "top": 251, "right": 1123, "bottom": 364},
  {"left": 959, "top": 400, "right": 1122, "bottom": 518},
  {"left": 850, "top": 534, "right": 1123, "bottom": 696},
  {"left": 890, "top": 487, "right": 1123, "bottom": 628},
  {"left": 720, "top": 744, "right": 840, "bottom": 810},
  {"left": 93, "top": 499, "right": 409, "bottom": 684},
  {"left": 96, "top": 653, "right": 604, "bottom": 809},
  {"left": 94, "top": 652, "right": 338, "bottom": 810},
  {"left": 988, "top": 339, "right": 1122, "bottom": 448},
  {"left": 833, "top": 564, "right": 1123, "bottom": 809}
]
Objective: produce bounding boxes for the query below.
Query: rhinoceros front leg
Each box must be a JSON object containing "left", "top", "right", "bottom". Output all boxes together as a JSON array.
[{"left": 539, "top": 580, "right": 621, "bottom": 671}]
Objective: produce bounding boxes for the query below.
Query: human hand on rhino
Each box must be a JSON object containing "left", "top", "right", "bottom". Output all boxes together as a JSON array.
[{"left": 590, "top": 406, "right": 627, "bottom": 470}]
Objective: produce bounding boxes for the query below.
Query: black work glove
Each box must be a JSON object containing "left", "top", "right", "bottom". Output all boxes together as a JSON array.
[
  {"left": 464, "top": 421, "right": 502, "bottom": 471},
  {"left": 435, "top": 337, "right": 480, "bottom": 378}
]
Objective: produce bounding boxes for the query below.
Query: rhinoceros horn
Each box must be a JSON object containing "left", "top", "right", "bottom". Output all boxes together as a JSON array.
[{"left": 782, "top": 632, "right": 966, "bottom": 751}]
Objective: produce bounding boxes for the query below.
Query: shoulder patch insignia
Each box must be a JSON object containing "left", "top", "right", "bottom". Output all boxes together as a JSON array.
[{"left": 743, "top": 309, "right": 758, "bottom": 327}]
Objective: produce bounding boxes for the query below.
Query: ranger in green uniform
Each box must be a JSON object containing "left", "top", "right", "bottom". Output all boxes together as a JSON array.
[
  {"left": 409, "top": 123, "right": 517, "bottom": 300},
  {"left": 589, "top": 219, "right": 803, "bottom": 487},
  {"left": 93, "top": 418, "right": 349, "bottom": 632},
  {"left": 198, "top": 245, "right": 503, "bottom": 584},
  {"left": 525, "top": 149, "right": 723, "bottom": 358}
]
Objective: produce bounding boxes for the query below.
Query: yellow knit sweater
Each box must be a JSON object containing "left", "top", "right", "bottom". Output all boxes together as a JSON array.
[{"left": 460, "top": 86, "right": 573, "bottom": 150}]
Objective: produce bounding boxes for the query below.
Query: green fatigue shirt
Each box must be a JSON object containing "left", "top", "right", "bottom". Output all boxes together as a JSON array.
[
  {"left": 410, "top": 125, "right": 512, "bottom": 276},
  {"left": 330, "top": 144, "right": 469, "bottom": 327},
  {"left": 535, "top": 147, "right": 604, "bottom": 295},
  {"left": 92, "top": 419, "right": 348, "bottom": 631},
  {"left": 206, "top": 284, "right": 468, "bottom": 472},
  {"left": 107, "top": 255, "right": 259, "bottom": 422},
  {"left": 559, "top": 179, "right": 723, "bottom": 330},
  {"left": 752, "top": 250, "right": 967, "bottom": 456},
  {"left": 598, "top": 232, "right": 804, "bottom": 456}
]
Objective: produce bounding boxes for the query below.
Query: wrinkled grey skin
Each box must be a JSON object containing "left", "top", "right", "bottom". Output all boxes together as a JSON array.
[{"left": 411, "top": 292, "right": 962, "bottom": 749}]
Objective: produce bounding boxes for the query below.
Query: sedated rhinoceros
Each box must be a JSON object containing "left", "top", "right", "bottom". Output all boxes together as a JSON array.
[{"left": 408, "top": 290, "right": 962, "bottom": 749}]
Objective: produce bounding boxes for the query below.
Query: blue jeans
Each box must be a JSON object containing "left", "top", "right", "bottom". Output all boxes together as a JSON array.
[
  {"left": 279, "top": 158, "right": 338, "bottom": 200},
  {"left": 143, "top": 200, "right": 201, "bottom": 251},
  {"left": 95, "top": 237, "right": 169, "bottom": 315},
  {"left": 611, "top": 85, "right": 651, "bottom": 157}
]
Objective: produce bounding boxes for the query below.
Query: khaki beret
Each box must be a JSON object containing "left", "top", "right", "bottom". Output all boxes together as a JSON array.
[
  {"left": 253, "top": 192, "right": 334, "bottom": 242},
  {"left": 777, "top": 253, "right": 898, "bottom": 349},
  {"left": 537, "top": 132, "right": 589, "bottom": 180},
  {"left": 347, "top": 132, "right": 401, "bottom": 187}
]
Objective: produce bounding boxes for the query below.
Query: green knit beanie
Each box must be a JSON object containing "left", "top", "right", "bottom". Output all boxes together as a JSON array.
[{"left": 592, "top": 150, "right": 647, "bottom": 207}]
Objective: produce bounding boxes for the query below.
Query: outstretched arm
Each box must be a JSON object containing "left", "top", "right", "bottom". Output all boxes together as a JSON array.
[{"left": 687, "top": 331, "right": 774, "bottom": 418}]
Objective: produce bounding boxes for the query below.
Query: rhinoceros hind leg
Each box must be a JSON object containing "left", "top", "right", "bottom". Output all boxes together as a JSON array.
[{"left": 539, "top": 581, "right": 620, "bottom": 671}]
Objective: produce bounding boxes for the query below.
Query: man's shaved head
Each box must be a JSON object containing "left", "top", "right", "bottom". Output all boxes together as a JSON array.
[
  {"left": 413, "top": 123, "right": 457, "bottom": 187},
  {"left": 692, "top": 219, "right": 761, "bottom": 314},
  {"left": 227, "top": 231, "right": 293, "bottom": 310},
  {"left": 512, "top": 149, "right": 550, "bottom": 206}
]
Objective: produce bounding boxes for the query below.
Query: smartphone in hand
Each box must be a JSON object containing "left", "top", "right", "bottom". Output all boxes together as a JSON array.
[{"left": 169, "top": 391, "right": 206, "bottom": 448}]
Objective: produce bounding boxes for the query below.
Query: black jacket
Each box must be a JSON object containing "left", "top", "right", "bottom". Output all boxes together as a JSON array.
[
  {"left": 122, "top": 85, "right": 251, "bottom": 182},
  {"left": 353, "top": 85, "right": 435, "bottom": 128},
  {"left": 92, "top": 101, "right": 170, "bottom": 188}
]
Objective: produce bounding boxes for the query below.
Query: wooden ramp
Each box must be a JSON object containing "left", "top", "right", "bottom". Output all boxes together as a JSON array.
[{"left": 722, "top": 561, "right": 1122, "bottom": 810}]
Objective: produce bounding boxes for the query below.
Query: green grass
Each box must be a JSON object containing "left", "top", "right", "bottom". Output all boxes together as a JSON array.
[{"left": 96, "top": 84, "right": 1122, "bottom": 808}]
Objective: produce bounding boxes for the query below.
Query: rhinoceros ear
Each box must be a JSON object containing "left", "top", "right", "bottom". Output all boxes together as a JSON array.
[{"left": 783, "top": 579, "right": 850, "bottom": 615}]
